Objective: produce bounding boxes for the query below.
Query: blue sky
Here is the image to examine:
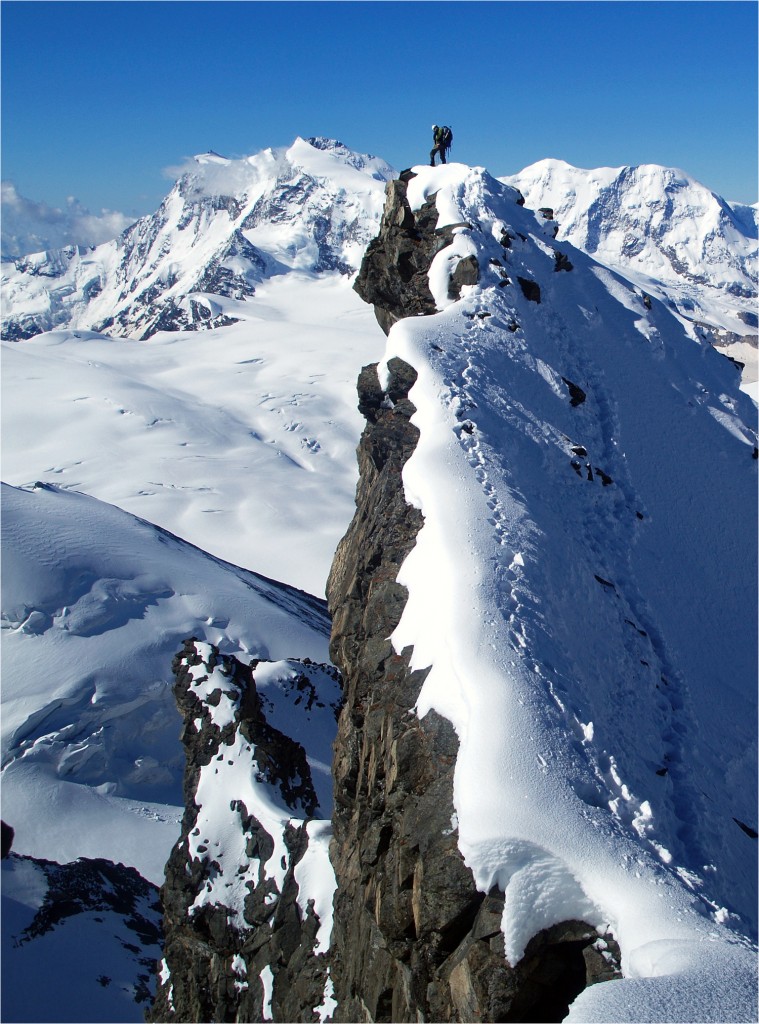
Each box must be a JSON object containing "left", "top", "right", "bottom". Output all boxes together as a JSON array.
[{"left": 2, "top": 0, "right": 757, "bottom": 219}]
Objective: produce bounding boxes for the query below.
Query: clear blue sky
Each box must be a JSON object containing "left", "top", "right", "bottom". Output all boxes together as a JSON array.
[{"left": 2, "top": 0, "right": 757, "bottom": 217}]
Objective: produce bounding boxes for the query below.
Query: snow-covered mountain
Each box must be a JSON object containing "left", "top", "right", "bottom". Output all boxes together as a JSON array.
[
  {"left": 2, "top": 849, "right": 162, "bottom": 1023},
  {"left": 2, "top": 139, "right": 757, "bottom": 1022},
  {"left": 504, "top": 159, "right": 758, "bottom": 395},
  {"left": 1, "top": 137, "right": 393, "bottom": 341}
]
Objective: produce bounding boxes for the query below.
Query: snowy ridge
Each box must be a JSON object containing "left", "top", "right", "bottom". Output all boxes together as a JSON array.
[
  {"left": 380, "top": 164, "right": 756, "bottom": 1019},
  {"left": 1, "top": 137, "right": 393, "bottom": 340},
  {"left": 176, "top": 642, "right": 339, "bottom": 933},
  {"left": 504, "top": 159, "right": 758, "bottom": 394},
  {"left": 1, "top": 851, "right": 162, "bottom": 1024}
]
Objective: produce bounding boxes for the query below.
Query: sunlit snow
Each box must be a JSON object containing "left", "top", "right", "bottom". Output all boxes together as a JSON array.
[{"left": 1, "top": 140, "right": 756, "bottom": 1023}]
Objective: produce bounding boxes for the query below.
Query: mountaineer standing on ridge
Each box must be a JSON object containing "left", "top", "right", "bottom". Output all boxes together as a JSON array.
[{"left": 430, "top": 124, "right": 453, "bottom": 165}]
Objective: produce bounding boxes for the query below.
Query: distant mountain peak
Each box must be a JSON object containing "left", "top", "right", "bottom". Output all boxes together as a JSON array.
[
  {"left": 1, "top": 137, "right": 396, "bottom": 341},
  {"left": 193, "top": 150, "right": 231, "bottom": 165},
  {"left": 304, "top": 136, "right": 346, "bottom": 151}
]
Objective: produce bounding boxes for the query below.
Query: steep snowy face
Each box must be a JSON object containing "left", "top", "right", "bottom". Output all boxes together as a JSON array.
[
  {"left": 503, "top": 159, "right": 758, "bottom": 347},
  {"left": 367, "top": 163, "right": 756, "bottom": 1019},
  {"left": 1, "top": 137, "right": 394, "bottom": 340},
  {"left": 1, "top": 850, "right": 162, "bottom": 1024}
]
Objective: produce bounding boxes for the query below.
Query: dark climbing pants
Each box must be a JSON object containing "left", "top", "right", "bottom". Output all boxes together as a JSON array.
[{"left": 430, "top": 144, "right": 447, "bottom": 166}]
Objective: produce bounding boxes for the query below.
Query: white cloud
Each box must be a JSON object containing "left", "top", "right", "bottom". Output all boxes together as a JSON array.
[{"left": 1, "top": 181, "right": 135, "bottom": 258}]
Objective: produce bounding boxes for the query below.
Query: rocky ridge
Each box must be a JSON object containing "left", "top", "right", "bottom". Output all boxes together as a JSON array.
[
  {"left": 325, "top": 172, "right": 621, "bottom": 1022},
  {"left": 1, "top": 838, "right": 162, "bottom": 1021}
]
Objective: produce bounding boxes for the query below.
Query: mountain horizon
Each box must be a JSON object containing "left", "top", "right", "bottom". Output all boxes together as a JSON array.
[{"left": 2, "top": 136, "right": 756, "bottom": 1023}]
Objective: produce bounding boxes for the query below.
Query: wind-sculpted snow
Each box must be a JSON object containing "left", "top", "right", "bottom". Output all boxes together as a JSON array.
[
  {"left": 378, "top": 163, "right": 757, "bottom": 1020},
  {"left": 1, "top": 482, "right": 331, "bottom": 883}
]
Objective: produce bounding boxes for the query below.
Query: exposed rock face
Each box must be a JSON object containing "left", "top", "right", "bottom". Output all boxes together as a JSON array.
[
  {"left": 353, "top": 172, "right": 470, "bottom": 335},
  {"left": 326, "top": 179, "right": 621, "bottom": 1021},
  {"left": 328, "top": 355, "right": 508, "bottom": 1022},
  {"left": 149, "top": 640, "right": 341, "bottom": 1023},
  {"left": 1, "top": 819, "right": 14, "bottom": 858}
]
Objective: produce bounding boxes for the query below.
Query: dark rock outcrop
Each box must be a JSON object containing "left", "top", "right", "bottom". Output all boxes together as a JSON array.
[
  {"left": 449, "top": 254, "right": 480, "bottom": 299},
  {"left": 149, "top": 641, "right": 340, "bottom": 1023},
  {"left": 353, "top": 173, "right": 472, "bottom": 335},
  {"left": 561, "top": 376, "right": 588, "bottom": 407},
  {"left": 517, "top": 275, "right": 542, "bottom": 303},
  {"left": 1, "top": 819, "right": 14, "bottom": 857},
  {"left": 3, "top": 851, "right": 162, "bottom": 1010},
  {"left": 328, "top": 355, "right": 493, "bottom": 1022}
]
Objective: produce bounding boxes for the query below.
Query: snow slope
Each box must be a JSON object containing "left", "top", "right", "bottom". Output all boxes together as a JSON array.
[
  {"left": 2, "top": 851, "right": 162, "bottom": 1023},
  {"left": 504, "top": 159, "right": 758, "bottom": 395},
  {"left": 381, "top": 163, "right": 757, "bottom": 1020},
  {"left": 1, "top": 482, "right": 332, "bottom": 883},
  {"left": 1, "top": 273, "right": 385, "bottom": 596}
]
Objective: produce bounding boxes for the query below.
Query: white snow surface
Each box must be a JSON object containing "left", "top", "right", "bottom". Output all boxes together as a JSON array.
[
  {"left": 386, "top": 163, "right": 757, "bottom": 1020},
  {"left": 1, "top": 273, "right": 385, "bottom": 596},
  {"left": 2, "top": 140, "right": 757, "bottom": 1021},
  {"left": 1, "top": 481, "right": 332, "bottom": 882},
  {"left": 504, "top": 159, "right": 758, "bottom": 395}
]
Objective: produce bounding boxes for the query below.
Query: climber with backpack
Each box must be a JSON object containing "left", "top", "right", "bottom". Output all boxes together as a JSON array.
[{"left": 430, "top": 124, "right": 453, "bottom": 166}]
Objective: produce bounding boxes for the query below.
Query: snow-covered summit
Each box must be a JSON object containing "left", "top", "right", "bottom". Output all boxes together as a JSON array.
[
  {"left": 504, "top": 159, "right": 758, "bottom": 350},
  {"left": 1, "top": 137, "right": 395, "bottom": 341}
]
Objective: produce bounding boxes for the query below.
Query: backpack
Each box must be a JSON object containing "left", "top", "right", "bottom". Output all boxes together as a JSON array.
[{"left": 441, "top": 126, "right": 453, "bottom": 151}]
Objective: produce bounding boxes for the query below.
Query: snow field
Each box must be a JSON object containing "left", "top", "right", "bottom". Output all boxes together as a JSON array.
[
  {"left": 1, "top": 482, "right": 333, "bottom": 882},
  {"left": 2, "top": 273, "right": 386, "bottom": 595}
]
